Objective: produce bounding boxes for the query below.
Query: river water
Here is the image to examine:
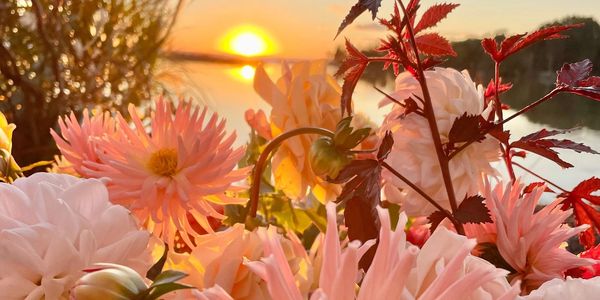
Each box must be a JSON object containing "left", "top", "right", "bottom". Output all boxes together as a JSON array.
[{"left": 159, "top": 60, "right": 600, "bottom": 200}]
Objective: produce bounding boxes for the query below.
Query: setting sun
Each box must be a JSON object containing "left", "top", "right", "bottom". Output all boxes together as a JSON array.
[{"left": 220, "top": 25, "right": 277, "bottom": 57}]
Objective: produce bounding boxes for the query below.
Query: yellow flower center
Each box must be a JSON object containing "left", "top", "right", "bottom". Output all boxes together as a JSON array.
[{"left": 147, "top": 148, "right": 178, "bottom": 177}]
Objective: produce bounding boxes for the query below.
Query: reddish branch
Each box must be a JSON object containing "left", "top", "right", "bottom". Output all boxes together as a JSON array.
[{"left": 396, "top": 0, "right": 464, "bottom": 234}]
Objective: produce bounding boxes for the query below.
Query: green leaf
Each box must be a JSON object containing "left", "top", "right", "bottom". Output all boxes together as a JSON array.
[
  {"left": 146, "top": 243, "right": 168, "bottom": 281},
  {"left": 269, "top": 196, "right": 312, "bottom": 233},
  {"left": 150, "top": 270, "right": 188, "bottom": 288},
  {"left": 146, "top": 282, "right": 194, "bottom": 300}
]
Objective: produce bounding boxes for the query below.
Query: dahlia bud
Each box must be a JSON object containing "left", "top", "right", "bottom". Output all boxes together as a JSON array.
[
  {"left": 71, "top": 263, "right": 148, "bottom": 300},
  {"left": 309, "top": 137, "right": 352, "bottom": 179}
]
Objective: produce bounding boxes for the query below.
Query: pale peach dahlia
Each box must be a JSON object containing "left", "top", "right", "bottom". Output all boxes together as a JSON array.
[
  {"left": 380, "top": 68, "right": 501, "bottom": 216},
  {"left": 84, "top": 99, "right": 247, "bottom": 248},
  {"left": 465, "top": 180, "right": 595, "bottom": 293}
]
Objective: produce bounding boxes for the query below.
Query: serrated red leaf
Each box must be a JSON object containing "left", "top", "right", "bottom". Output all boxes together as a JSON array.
[
  {"left": 336, "top": 39, "right": 369, "bottom": 116},
  {"left": 523, "top": 182, "right": 554, "bottom": 194},
  {"left": 484, "top": 79, "right": 513, "bottom": 100},
  {"left": 448, "top": 113, "right": 485, "bottom": 145},
  {"left": 344, "top": 196, "right": 380, "bottom": 269},
  {"left": 506, "top": 23, "right": 583, "bottom": 59},
  {"left": 415, "top": 33, "right": 456, "bottom": 57},
  {"left": 336, "top": 0, "right": 383, "bottom": 38},
  {"left": 485, "top": 23, "right": 582, "bottom": 62},
  {"left": 454, "top": 195, "right": 492, "bottom": 224},
  {"left": 561, "top": 177, "right": 600, "bottom": 249},
  {"left": 556, "top": 59, "right": 593, "bottom": 86},
  {"left": 413, "top": 3, "right": 459, "bottom": 33},
  {"left": 511, "top": 128, "right": 598, "bottom": 168},
  {"left": 428, "top": 210, "right": 447, "bottom": 233},
  {"left": 579, "top": 76, "right": 600, "bottom": 87},
  {"left": 481, "top": 38, "right": 500, "bottom": 61},
  {"left": 377, "top": 131, "right": 394, "bottom": 160}
]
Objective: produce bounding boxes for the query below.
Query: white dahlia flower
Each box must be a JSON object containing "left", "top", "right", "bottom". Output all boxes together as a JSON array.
[
  {"left": 0, "top": 173, "right": 150, "bottom": 300},
  {"left": 522, "top": 277, "right": 600, "bottom": 300},
  {"left": 380, "top": 68, "right": 501, "bottom": 216}
]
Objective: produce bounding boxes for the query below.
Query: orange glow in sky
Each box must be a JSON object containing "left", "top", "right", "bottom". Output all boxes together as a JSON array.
[{"left": 219, "top": 25, "right": 277, "bottom": 57}]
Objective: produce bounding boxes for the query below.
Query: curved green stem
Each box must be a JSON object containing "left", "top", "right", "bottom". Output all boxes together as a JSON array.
[{"left": 246, "top": 127, "right": 335, "bottom": 220}]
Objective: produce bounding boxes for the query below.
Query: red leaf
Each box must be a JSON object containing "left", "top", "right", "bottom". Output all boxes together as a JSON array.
[
  {"left": 454, "top": 195, "right": 492, "bottom": 224},
  {"left": 335, "top": 39, "right": 369, "bottom": 116},
  {"left": 556, "top": 59, "right": 593, "bottom": 86},
  {"left": 505, "top": 23, "right": 583, "bottom": 60},
  {"left": 336, "top": 0, "right": 383, "bottom": 38},
  {"left": 561, "top": 177, "right": 600, "bottom": 249},
  {"left": 345, "top": 196, "right": 380, "bottom": 269},
  {"left": 481, "top": 38, "right": 500, "bottom": 61},
  {"left": 415, "top": 33, "right": 456, "bottom": 57},
  {"left": 511, "top": 128, "right": 599, "bottom": 168},
  {"left": 448, "top": 113, "right": 486, "bottom": 145},
  {"left": 413, "top": 3, "right": 459, "bottom": 33},
  {"left": 523, "top": 182, "right": 554, "bottom": 194},
  {"left": 485, "top": 23, "right": 582, "bottom": 62},
  {"left": 557, "top": 60, "right": 600, "bottom": 102},
  {"left": 377, "top": 131, "right": 394, "bottom": 160},
  {"left": 579, "top": 76, "right": 600, "bottom": 87},
  {"left": 484, "top": 79, "right": 513, "bottom": 100},
  {"left": 428, "top": 210, "right": 447, "bottom": 233}
]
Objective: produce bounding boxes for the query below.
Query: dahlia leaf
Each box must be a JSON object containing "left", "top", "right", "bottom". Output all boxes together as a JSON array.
[
  {"left": 336, "top": 39, "right": 369, "bottom": 116},
  {"left": 560, "top": 177, "right": 600, "bottom": 249},
  {"left": 454, "top": 195, "right": 492, "bottom": 224},
  {"left": 428, "top": 210, "right": 447, "bottom": 232},
  {"left": 336, "top": 0, "right": 383, "bottom": 38},
  {"left": 414, "top": 33, "right": 457, "bottom": 57},
  {"left": 414, "top": 3, "right": 459, "bottom": 33},
  {"left": 146, "top": 282, "right": 194, "bottom": 300},
  {"left": 150, "top": 270, "right": 188, "bottom": 287},
  {"left": 377, "top": 131, "right": 394, "bottom": 160}
]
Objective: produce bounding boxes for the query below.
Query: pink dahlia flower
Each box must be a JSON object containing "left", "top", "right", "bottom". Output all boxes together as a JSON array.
[
  {"left": 51, "top": 109, "right": 119, "bottom": 177},
  {"left": 523, "top": 277, "right": 600, "bottom": 300},
  {"left": 0, "top": 173, "right": 150, "bottom": 299},
  {"left": 244, "top": 202, "right": 517, "bottom": 299},
  {"left": 465, "top": 180, "right": 595, "bottom": 293},
  {"left": 81, "top": 99, "right": 247, "bottom": 249},
  {"left": 380, "top": 68, "right": 501, "bottom": 216}
]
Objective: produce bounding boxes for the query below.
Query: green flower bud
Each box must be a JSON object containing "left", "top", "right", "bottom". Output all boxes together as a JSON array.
[
  {"left": 71, "top": 263, "right": 148, "bottom": 300},
  {"left": 309, "top": 137, "right": 352, "bottom": 179}
]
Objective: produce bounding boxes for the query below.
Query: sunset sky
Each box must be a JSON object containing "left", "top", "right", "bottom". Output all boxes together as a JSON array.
[{"left": 170, "top": 0, "right": 600, "bottom": 59}]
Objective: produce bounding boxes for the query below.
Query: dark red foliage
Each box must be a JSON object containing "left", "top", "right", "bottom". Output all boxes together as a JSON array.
[
  {"left": 560, "top": 177, "right": 600, "bottom": 249},
  {"left": 415, "top": 33, "right": 456, "bottom": 57},
  {"left": 448, "top": 113, "right": 487, "bottom": 146},
  {"left": 482, "top": 24, "right": 582, "bottom": 63},
  {"left": 510, "top": 128, "right": 599, "bottom": 168},
  {"left": 484, "top": 79, "right": 513, "bottom": 102},
  {"left": 336, "top": 0, "right": 383, "bottom": 38},
  {"left": 454, "top": 195, "right": 492, "bottom": 225},
  {"left": 413, "top": 3, "right": 459, "bottom": 33},
  {"left": 335, "top": 39, "right": 369, "bottom": 116},
  {"left": 523, "top": 182, "right": 554, "bottom": 194},
  {"left": 329, "top": 132, "right": 394, "bottom": 269},
  {"left": 566, "top": 245, "right": 600, "bottom": 278},
  {"left": 557, "top": 59, "right": 600, "bottom": 102}
]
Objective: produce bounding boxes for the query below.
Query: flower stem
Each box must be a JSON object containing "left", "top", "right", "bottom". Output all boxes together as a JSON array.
[
  {"left": 382, "top": 162, "right": 462, "bottom": 230},
  {"left": 512, "top": 161, "right": 567, "bottom": 193},
  {"left": 246, "top": 127, "right": 335, "bottom": 220},
  {"left": 397, "top": 0, "right": 464, "bottom": 235},
  {"left": 493, "top": 62, "right": 517, "bottom": 181},
  {"left": 448, "top": 88, "right": 563, "bottom": 160}
]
